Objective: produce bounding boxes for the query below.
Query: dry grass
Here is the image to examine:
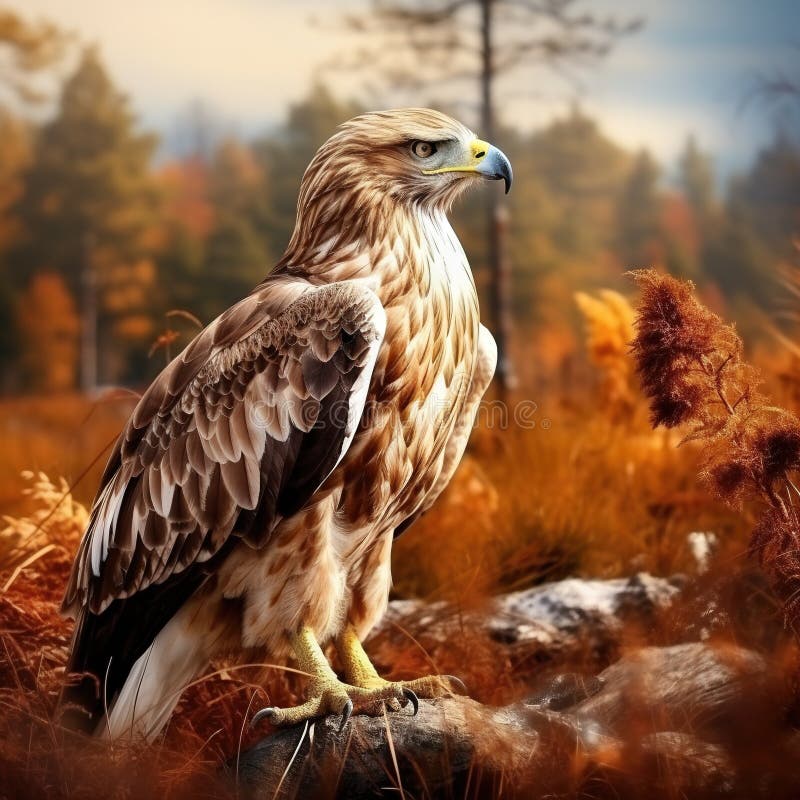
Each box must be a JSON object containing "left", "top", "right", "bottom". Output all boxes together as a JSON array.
[
  {"left": 0, "top": 392, "right": 136, "bottom": 513},
  {"left": 0, "top": 319, "right": 797, "bottom": 796},
  {"left": 631, "top": 269, "right": 800, "bottom": 637},
  {"left": 574, "top": 288, "right": 636, "bottom": 416},
  {"left": 0, "top": 474, "right": 259, "bottom": 798},
  {"left": 395, "top": 406, "right": 747, "bottom": 603}
]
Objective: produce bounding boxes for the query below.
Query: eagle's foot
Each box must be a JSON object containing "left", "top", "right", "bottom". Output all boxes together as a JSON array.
[
  {"left": 336, "top": 625, "right": 467, "bottom": 714},
  {"left": 341, "top": 676, "right": 418, "bottom": 715},
  {"left": 250, "top": 626, "right": 468, "bottom": 730},
  {"left": 359, "top": 674, "right": 465, "bottom": 710},
  {"left": 251, "top": 675, "right": 355, "bottom": 730},
  {"left": 250, "top": 625, "right": 416, "bottom": 730},
  {"left": 397, "top": 674, "right": 467, "bottom": 699},
  {"left": 250, "top": 676, "right": 417, "bottom": 730}
]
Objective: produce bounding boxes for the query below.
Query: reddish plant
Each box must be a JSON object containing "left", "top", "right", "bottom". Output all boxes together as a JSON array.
[{"left": 631, "top": 269, "right": 800, "bottom": 635}]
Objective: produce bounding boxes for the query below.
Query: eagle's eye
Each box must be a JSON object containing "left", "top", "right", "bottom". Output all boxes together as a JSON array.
[{"left": 411, "top": 140, "right": 437, "bottom": 158}]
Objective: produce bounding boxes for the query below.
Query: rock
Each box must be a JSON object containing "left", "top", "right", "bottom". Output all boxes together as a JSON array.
[
  {"left": 687, "top": 531, "right": 718, "bottom": 573},
  {"left": 638, "top": 731, "right": 735, "bottom": 794},
  {"left": 232, "top": 696, "right": 536, "bottom": 799},
  {"left": 374, "top": 573, "right": 683, "bottom": 674},
  {"left": 572, "top": 642, "right": 771, "bottom": 740},
  {"left": 489, "top": 572, "right": 682, "bottom": 644},
  {"left": 525, "top": 672, "right": 604, "bottom": 710},
  {"left": 234, "top": 640, "right": 784, "bottom": 799}
]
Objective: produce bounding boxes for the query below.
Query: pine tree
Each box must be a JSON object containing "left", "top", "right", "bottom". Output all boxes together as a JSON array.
[
  {"left": 154, "top": 156, "right": 214, "bottom": 324},
  {"left": 678, "top": 135, "right": 716, "bottom": 225},
  {"left": 14, "top": 46, "right": 159, "bottom": 389},
  {"left": 671, "top": 136, "right": 717, "bottom": 281},
  {"left": 202, "top": 139, "right": 272, "bottom": 315},
  {"left": 702, "top": 130, "right": 799, "bottom": 311},
  {"left": 255, "top": 84, "right": 362, "bottom": 258},
  {"left": 0, "top": 108, "right": 30, "bottom": 252},
  {"left": 532, "top": 107, "right": 631, "bottom": 258},
  {"left": 0, "top": 109, "right": 30, "bottom": 380},
  {"left": 616, "top": 149, "right": 661, "bottom": 267},
  {"left": 0, "top": 8, "right": 68, "bottom": 389},
  {"left": 732, "top": 129, "right": 800, "bottom": 254}
]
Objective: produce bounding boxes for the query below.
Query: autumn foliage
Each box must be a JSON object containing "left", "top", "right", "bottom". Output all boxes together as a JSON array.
[
  {"left": 574, "top": 288, "right": 636, "bottom": 415},
  {"left": 16, "top": 273, "right": 80, "bottom": 392}
]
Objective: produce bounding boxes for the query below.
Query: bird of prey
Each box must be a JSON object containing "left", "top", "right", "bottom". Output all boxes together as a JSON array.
[{"left": 60, "top": 108, "right": 511, "bottom": 740}]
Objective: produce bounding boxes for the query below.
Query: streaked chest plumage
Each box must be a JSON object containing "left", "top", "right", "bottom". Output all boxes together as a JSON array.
[{"left": 333, "top": 209, "right": 480, "bottom": 530}]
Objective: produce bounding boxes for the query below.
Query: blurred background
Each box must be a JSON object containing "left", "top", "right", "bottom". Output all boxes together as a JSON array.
[{"left": 1, "top": 0, "right": 799, "bottom": 600}]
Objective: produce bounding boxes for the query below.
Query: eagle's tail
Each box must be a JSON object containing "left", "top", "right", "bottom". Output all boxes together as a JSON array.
[
  {"left": 99, "top": 609, "right": 210, "bottom": 740},
  {"left": 59, "top": 574, "right": 222, "bottom": 741}
]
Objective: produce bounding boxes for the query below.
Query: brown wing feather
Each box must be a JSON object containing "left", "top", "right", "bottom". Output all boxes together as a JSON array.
[{"left": 62, "top": 278, "right": 386, "bottom": 616}]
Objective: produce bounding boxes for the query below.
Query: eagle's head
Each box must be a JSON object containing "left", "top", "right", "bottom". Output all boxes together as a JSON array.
[
  {"left": 297, "top": 108, "right": 512, "bottom": 214},
  {"left": 282, "top": 108, "right": 512, "bottom": 266}
]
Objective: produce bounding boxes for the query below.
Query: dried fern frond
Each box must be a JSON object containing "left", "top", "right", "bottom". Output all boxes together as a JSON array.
[
  {"left": 0, "top": 471, "right": 88, "bottom": 571},
  {"left": 630, "top": 270, "right": 759, "bottom": 429}
]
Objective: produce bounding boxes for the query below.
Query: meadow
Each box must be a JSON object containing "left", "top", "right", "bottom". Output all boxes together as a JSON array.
[{"left": 2, "top": 282, "right": 797, "bottom": 797}]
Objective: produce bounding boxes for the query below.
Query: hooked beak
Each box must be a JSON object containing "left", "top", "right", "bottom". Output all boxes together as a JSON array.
[
  {"left": 473, "top": 141, "right": 513, "bottom": 194},
  {"left": 422, "top": 138, "right": 513, "bottom": 194}
]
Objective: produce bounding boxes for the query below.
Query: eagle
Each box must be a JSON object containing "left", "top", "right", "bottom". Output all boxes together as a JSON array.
[{"left": 60, "top": 108, "right": 511, "bottom": 740}]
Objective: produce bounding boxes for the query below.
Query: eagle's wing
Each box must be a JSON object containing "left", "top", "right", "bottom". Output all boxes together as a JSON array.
[{"left": 63, "top": 279, "right": 386, "bottom": 616}]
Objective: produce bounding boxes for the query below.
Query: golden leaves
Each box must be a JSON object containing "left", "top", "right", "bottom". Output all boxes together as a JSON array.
[{"left": 575, "top": 288, "right": 635, "bottom": 414}]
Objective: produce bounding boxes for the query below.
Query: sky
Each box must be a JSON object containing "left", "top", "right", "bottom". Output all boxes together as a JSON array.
[{"left": 15, "top": 0, "right": 800, "bottom": 179}]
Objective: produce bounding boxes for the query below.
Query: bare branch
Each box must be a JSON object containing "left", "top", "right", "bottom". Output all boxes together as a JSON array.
[
  {"left": 371, "top": 0, "right": 473, "bottom": 25},
  {"left": 737, "top": 44, "right": 800, "bottom": 119},
  {"left": 323, "top": 0, "right": 641, "bottom": 96},
  {"left": 0, "top": 9, "right": 72, "bottom": 105}
]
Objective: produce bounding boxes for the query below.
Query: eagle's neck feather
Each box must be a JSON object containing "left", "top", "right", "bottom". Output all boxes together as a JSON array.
[{"left": 280, "top": 197, "right": 475, "bottom": 304}]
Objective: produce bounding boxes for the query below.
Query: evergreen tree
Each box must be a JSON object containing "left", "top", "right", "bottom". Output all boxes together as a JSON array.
[
  {"left": 14, "top": 46, "right": 159, "bottom": 388},
  {"left": 671, "top": 136, "right": 717, "bottom": 281},
  {"left": 678, "top": 135, "right": 716, "bottom": 224},
  {"left": 0, "top": 108, "right": 29, "bottom": 252},
  {"left": 0, "top": 110, "right": 29, "bottom": 386},
  {"left": 531, "top": 107, "right": 631, "bottom": 258},
  {"left": 616, "top": 149, "right": 661, "bottom": 268},
  {"left": 255, "top": 84, "right": 362, "bottom": 257},
  {"left": 203, "top": 139, "right": 271, "bottom": 313},
  {"left": 159, "top": 139, "right": 273, "bottom": 325},
  {"left": 731, "top": 129, "right": 800, "bottom": 253},
  {"left": 154, "top": 157, "right": 213, "bottom": 325},
  {"left": 0, "top": 8, "right": 68, "bottom": 389},
  {"left": 702, "top": 130, "right": 800, "bottom": 312}
]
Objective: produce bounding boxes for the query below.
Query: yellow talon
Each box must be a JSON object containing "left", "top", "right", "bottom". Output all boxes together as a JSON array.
[
  {"left": 250, "top": 625, "right": 465, "bottom": 730},
  {"left": 336, "top": 625, "right": 465, "bottom": 708}
]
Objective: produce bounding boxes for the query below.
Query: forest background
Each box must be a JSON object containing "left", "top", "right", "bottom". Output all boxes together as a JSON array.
[{"left": 1, "top": 0, "right": 799, "bottom": 595}]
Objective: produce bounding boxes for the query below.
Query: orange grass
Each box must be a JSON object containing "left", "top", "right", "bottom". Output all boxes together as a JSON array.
[
  {"left": 395, "top": 411, "right": 748, "bottom": 603},
  {"left": 0, "top": 392, "right": 137, "bottom": 513},
  {"left": 0, "top": 362, "right": 797, "bottom": 797}
]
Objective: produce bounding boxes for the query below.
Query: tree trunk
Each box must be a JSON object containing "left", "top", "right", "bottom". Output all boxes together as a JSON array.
[
  {"left": 80, "top": 232, "right": 97, "bottom": 394},
  {"left": 480, "top": 0, "right": 514, "bottom": 396}
]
